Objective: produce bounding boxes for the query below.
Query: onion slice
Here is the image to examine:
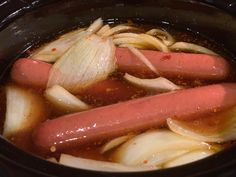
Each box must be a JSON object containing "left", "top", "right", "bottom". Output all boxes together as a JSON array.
[
  {"left": 102, "top": 25, "right": 141, "bottom": 37},
  {"left": 47, "top": 33, "right": 116, "bottom": 93},
  {"left": 3, "top": 85, "right": 46, "bottom": 137},
  {"left": 97, "top": 24, "right": 111, "bottom": 36},
  {"left": 59, "top": 154, "right": 158, "bottom": 172},
  {"left": 170, "top": 42, "right": 218, "bottom": 55},
  {"left": 164, "top": 149, "right": 214, "bottom": 168},
  {"left": 146, "top": 29, "right": 175, "bottom": 46},
  {"left": 100, "top": 135, "right": 134, "bottom": 154},
  {"left": 124, "top": 73, "right": 181, "bottom": 92},
  {"left": 45, "top": 85, "right": 90, "bottom": 113},
  {"left": 113, "top": 33, "right": 169, "bottom": 51},
  {"left": 31, "top": 28, "right": 85, "bottom": 63},
  {"left": 86, "top": 18, "right": 103, "bottom": 34},
  {"left": 112, "top": 130, "right": 212, "bottom": 167},
  {"left": 127, "top": 46, "right": 159, "bottom": 75},
  {"left": 167, "top": 106, "right": 236, "bottom": 143},
  {"left": 139, "top": 34, "right": 169, "bottom": 52}
]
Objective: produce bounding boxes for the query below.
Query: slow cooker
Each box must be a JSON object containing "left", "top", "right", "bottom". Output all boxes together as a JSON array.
[{"left": 0, "top": 0, "right": 236, "bottom": 176}]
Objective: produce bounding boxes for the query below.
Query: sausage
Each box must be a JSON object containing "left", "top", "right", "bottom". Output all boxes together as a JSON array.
[
  {"left": 11, "top": 58, "right": 51, "bottom": 88},
  {"left": 11, "top": 48, "right": 230, "bottom": 88},
  {"left": 11, "top": 60, "right": 146, "bottom": 105},
  {"left": 33, "top": 83, "right": 236, "bottom": 152},
  {"left": 116, "top": 47, "right": 230, "bottom": 79}
]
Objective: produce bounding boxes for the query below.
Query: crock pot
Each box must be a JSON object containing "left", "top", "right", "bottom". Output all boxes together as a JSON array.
[{"left": 0, "top": 0, "right": 236, "bottom": 177}]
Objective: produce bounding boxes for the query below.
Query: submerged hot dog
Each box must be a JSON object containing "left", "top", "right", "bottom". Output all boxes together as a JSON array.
[
  {"left": 11, "top": 48, "right": 230, "bottom": 88},
  {"left": 11, "top": 58, "right": 51, "bottom": 88},
  {"left": 116, "top": 48, "right": 230, "bottom": 79},
  {"left": 33, "top": 83, "right": 236, "bottom": 152}
]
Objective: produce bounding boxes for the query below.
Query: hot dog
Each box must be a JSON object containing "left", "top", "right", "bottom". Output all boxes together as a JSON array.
[
  {"left": 116, "top": 48, "right": 230, "bottom": 79},
  {"left": 33, "top": 83, "right": 236, "bottom": 152},
  {"left": 11, "top": 48, "right": 230, "bottom": 89}
]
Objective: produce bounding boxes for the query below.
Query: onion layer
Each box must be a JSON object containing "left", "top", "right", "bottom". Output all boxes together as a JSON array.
[
  {"left": 45, "top": 85, "right": 90, "bottom": 113},
  {"left": 3, "top": 85, "right": 46, "bottom": 137},
  {"left": 112, "top": 130, "right": 212, "bottom": 167},
  {"left": 170, "top": 42, "right": 218, "bottom": 55},
  {"left": 59, "top": 154, "right": 157, "bottom": 172},
  {"left": 47, "top": 33, "right": 116, "bottom": 93},
  {"left": 167, "top": 106, "right": 236, "bottom": 143},
  {"left": 124, "top": 73, "right": 181, "bottom": 92},
  {"left": 164, "top": 149, "right": 214, "bottom": 168},
  {"left": 100, "top": 135, "right": 134, "bottom": 154},
  {"left": 31, "top": 28, "right": 85, "bottom": 63}
]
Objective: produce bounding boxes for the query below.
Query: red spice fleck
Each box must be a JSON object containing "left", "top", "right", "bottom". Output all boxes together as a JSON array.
[
  {"left": 51, "top": 48, "right": 57, "bottom": 52},
  {"left": 160, "top": 55, "right": 171, "bottom": 61},
  {"left": 143, "top": 160, "right": 148, "bottom": 164}
]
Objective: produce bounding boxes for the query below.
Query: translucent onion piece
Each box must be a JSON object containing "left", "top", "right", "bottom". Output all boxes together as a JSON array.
[
  {"left": 119, "top": 44, "right": 147, "bottom": 49},
  {"left": 139, "top": 34, "right": 169, "bottom": 52},
  {"left": 45, "top": 85, "right": 90, "bottom": 113},
  {"left": 113, "top": 33, "right": 141, "bottom": 39},
  {"left": 59, "top": 154, "right": 158, "bottom": 172},
  {"left": 113, "top": 33, "right": 169, "bottom": 51},
  {"left": 164, "top": 149, "right": 214, "bottom": 168},
  {"left": 3, "top": 85, "right": 46, "bottom": 137},
  {"left": 31, "top": 28, "right": 85, "bottom": 62},
  {"left": 113, "top": 37, "right": 149, "bottom": 49},
  {"left": 97, "top": 24, "right": 111, "bottom": 36},
  {"left": 102, "top": 25, "right": 141, "bottom": 37},
  {"left": 127, "top": 46, "right": 159, "bottom": 75},
  {"left": 142, "top": 149, "right": 189, "bottom": 167},
  {"left": 86, "top": 18, "right": 103, "bottom": 34},
  {"left": 100, "top": 135, "right": 134, "bottom": 154},
  {"left": 47, "top": 33, "right": 116, "bottom": 93},
  {"left": 124, "top": 73, "right": 181, "bottom": 92},
  {"left": 170, "top": 42, "right": 218, "bottom": 55},
  {"left": 112, "top": 130, "right": 211, "bottom": 166},
  {"left": 146, "top": 29, "right": 175, "bottom": 46},
  {"left": 167, "top": 106, "right": 236, "bottom": 143},
  {"left": 113, "top": 33, "right": 148, "bottom": 47}
]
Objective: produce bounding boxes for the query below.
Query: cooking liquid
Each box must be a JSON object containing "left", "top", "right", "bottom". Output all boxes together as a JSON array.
[{"left": 1, "top": 23, "right": 236, "bottom": 162}]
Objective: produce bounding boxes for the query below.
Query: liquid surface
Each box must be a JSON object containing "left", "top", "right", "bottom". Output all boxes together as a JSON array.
[{"left": 1, "top": 23, "right": 235, "bottom": 163}]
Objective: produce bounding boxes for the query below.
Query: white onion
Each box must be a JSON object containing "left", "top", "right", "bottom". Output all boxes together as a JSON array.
[
  {"left": 3, "top": 85, "right": 46, "bottom": 137},
  {"left": 119, "top": 44, "right": 147, "bottom": 49},
  {"left": 142, "top": 149, "right": 189, "bottom": 167},
  {"left": 170, "top": 42, "right": 218, "bottom": 55},
  {"left": 86, "top": 18, "right": 103, "bottom": 34},
  {"left": 97, "top": 24, "right": 111, "bottom": 36},
  {"left": 45, "top": 85, "right": 90, "bottom": 113},
  {"left": 100, "top": 135, "right": 134, "bottom": 154},
  {"left": 113, "top": 33, "right": 168, "bottom": 51},
  {"left": 112, "top": 130, "right": 211, "bottom": 167},
  {"left": 124, "top": 73, "right": 181, "bottom": 92},
  {"left": 146, "top": 29, "right": 175, "bottom": 46},
  {"left": 31, "top": 28, "right": 85, "bottom": 63},
  {"left": 167, "top": 106, "right": 236, "bottom": 143},
  {"left": 102, "top": 25, "right": 141, "bottom": 37},
  {"left": 164, "top": 149, "right": 214, "bottom": 168},
  {"left": 139, "top": 34, "right": 169, "bottom": 52},
  {"left": 47, "top": 33, "right": 116, "bottom": 93},
  {"left": 127, "top": 46, "right": 159, "bottom": 75},
  {"left": 59, "top": 154, "right": 158, "bottom": 172}
]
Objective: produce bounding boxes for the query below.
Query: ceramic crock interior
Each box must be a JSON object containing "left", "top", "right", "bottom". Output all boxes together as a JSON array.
[{"left": 0, "top": 0, "right": 236, "bottom": 177}]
